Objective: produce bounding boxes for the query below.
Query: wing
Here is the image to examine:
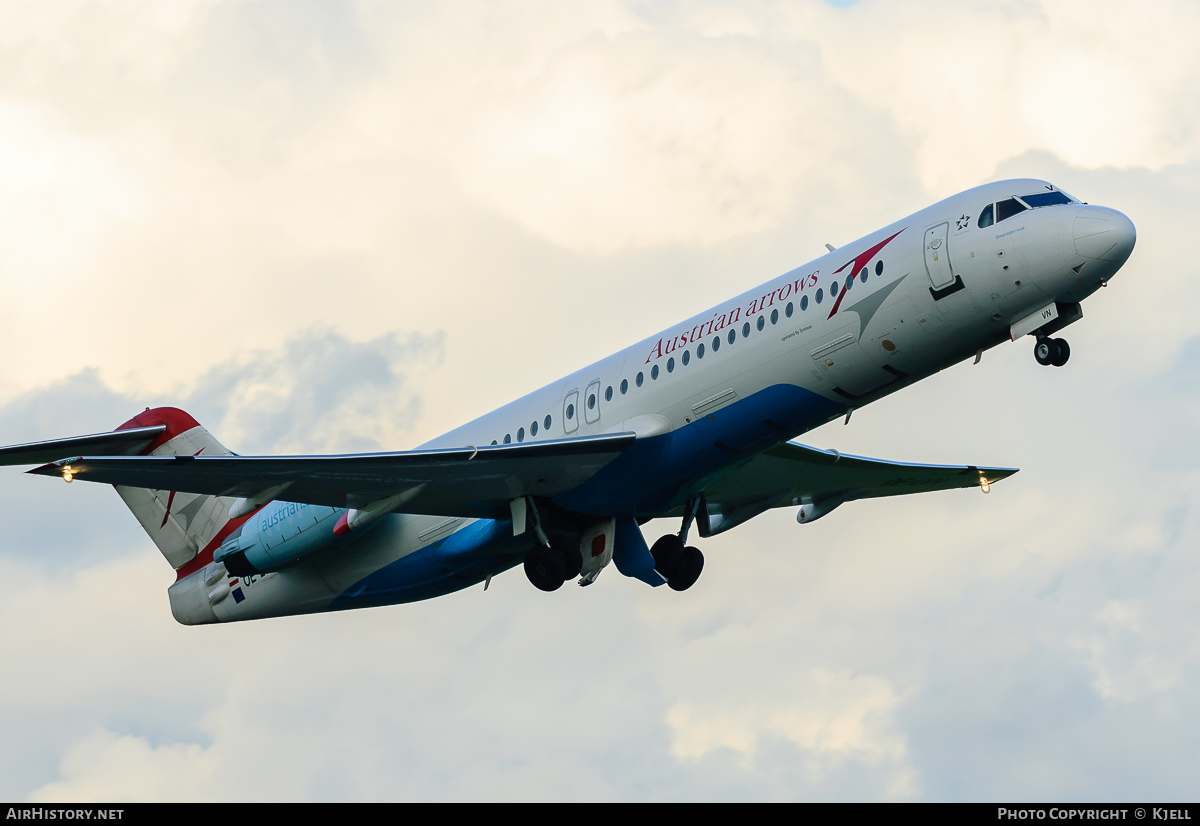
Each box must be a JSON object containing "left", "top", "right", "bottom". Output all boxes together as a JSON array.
[
  {"left": 20, "top": 433, "right": 637, "bottom": 520},
  {"left": 691, "top": 441, "right": 1017, "bottom": 534}
]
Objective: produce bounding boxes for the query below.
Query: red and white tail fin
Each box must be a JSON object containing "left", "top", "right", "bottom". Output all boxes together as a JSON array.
[{"left": 112, "top": 408, "right": 237, "bottom": 570}]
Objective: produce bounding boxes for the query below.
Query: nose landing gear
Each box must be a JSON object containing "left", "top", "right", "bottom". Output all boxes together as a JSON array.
[{"left": 1034, "top": 336, "right": 1070, "bottom": 367}]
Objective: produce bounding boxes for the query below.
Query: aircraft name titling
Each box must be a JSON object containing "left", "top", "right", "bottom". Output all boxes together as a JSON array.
[{"left": 645, "top": 271, "right": 820, "bottom": 364}]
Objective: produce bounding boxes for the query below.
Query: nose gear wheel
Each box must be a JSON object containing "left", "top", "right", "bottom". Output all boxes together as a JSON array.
[{"left": 1034, "top": 337, "right": 1070, "bottom": 367}]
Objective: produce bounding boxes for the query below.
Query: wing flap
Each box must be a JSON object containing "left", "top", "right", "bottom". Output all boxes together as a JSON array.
[{"left": 27, "top": 432, "right": 638, "bottom": 520}]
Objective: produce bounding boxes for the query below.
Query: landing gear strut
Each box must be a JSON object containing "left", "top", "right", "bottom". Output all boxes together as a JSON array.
[{"left": 1034, "top": 336, "right": 1070, "bottom": 367}]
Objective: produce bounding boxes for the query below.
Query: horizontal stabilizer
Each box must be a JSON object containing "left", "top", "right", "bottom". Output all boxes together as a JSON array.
[
  {"left": 0, "top": 425, "right": 166, "bottom": 466},
  {"left": 24, "top": 432, "right": 638, "bottom": 521}
]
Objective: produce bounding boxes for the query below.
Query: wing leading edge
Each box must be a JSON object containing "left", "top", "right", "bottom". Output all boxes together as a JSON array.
[{"left": 23, "top": 432, "right": 638, "bottom": 521}]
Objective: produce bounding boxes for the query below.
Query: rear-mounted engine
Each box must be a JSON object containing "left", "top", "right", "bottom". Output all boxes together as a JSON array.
[{"left": 215, "top": 501, "right": 345, "bottom": 576}]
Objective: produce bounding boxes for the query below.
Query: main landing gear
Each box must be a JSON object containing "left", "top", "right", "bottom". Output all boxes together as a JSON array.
[
  {"left": 521, "top": 498, "right": 707, "bottom": 593},
  {"left": 1034, "top": 336, "right": 1070, "bottom": 367},
  {"left": 649, "top": 497, "right": 705, "bottom": 591},
  {"left": 650, "top": 534, "right": 704, "bottom": 591},
  {"left": 524, "top": 537, "right": 584, "bottom": 592}
]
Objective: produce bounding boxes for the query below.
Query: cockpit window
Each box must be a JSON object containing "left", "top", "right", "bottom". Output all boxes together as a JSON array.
[
  {"left": 1019, "top": 191, "right": 1073, "bottom": 208},
  {"left": 978, "top": 204, "right": 994, "bottom": 228},
  {"left": 996, "top": 198, "right": 1028, "bottom": 222}
]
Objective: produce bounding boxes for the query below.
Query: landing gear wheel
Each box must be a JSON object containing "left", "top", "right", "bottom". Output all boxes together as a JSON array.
[
  {"left": 524, "top": 545, "right": 566, "bottom": 591},
  {"left": 1034, "top": 337, "right": 1060, "bottom": 366},
  {"left": 551, "top": 536, "right": 583, "bottom": 579},
  {"left": 650, "top": 534, "right": 686, "bottom": 579},
  {"left": 1051, "top": 338, "right": 1070, "bottom": 367},
  {"left": 668, "top": 546, "right": 705, "bottom": 592}
]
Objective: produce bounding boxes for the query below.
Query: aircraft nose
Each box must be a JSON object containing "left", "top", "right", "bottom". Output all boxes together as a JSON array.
[{"left": 1073, "top": 205, "right": 1136, "bottom": 266}]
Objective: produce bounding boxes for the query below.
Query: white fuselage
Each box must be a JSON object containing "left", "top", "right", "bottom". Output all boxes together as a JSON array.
[{"left": 173, "top": 178, "right": 1135, "bottom": 623}]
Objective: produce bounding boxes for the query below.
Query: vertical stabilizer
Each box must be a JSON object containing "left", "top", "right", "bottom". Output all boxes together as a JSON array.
[{"left": 112, "top": 408, "right": 236, "bottom": 570}]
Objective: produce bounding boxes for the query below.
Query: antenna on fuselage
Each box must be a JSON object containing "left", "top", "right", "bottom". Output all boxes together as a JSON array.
[{"left": 825, "top": 243, "right": 837, "bottom": 252}]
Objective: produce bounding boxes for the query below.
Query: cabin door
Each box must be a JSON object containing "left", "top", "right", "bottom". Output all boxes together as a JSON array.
[
  {"left": 923, "top": 222, "right": 956, "bottom": 289},
  {"left": 583, "top": 380, "right": 602, "bottom": 425}
]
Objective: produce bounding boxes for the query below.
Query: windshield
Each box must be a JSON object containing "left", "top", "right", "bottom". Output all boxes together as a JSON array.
[
  {"left": 996, "top": 198, "right": 1028, "bottom": 222},
  {"left": 1019, "top": 191, "right": 1073, "bottom": 208}
]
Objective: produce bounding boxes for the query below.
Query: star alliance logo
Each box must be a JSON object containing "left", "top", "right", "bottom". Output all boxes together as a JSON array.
[{"left": 956, "top": 213, "right": 971, "bottom": 231}]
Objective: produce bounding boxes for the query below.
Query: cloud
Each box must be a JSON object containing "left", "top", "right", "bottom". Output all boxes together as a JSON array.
[
  {"left": 667, "top": 669, "right": 917, "bottom": 798},
  {"left": 28, "top": 730, "right": 216, "bottom": 804},
  {"left": 183, "top": 326, "right": 444, "bottom": 454}
]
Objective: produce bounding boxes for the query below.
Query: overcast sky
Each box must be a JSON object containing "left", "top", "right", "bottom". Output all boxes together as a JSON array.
[{"left": 2, "top": 0, "right": 1197, "bottom": 802}]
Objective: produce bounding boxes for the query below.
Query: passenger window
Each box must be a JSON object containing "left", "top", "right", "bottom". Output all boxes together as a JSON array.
[
  {"left": 682, "top": 350, "right": 690, "bottom": 366},
  {"left": 757, "top": 316, "right": 765, "bottom": 331},
  {"left": 742, "top": 322, "right": 750, "bottom": 338},
  {"left": 727, "top": 329, "right": 735, "bottom": 344},
  {"left": 697, "top": 343, "right": 705, "bottom": 358},
  {"left": 770, "top": 308, "right": 779, "bottom": 324},
  {"left": 517, "top": 427, "right": 524, "bottom": 442},
  {"left": 800, "top": 295, "right": 808, "bottom": 311},
  {"left": 636, "top": 372, "right": 644, "bottom": 387},
  {"left": 978, "top": 204, "right": 994, "bottom": 228},
  {"left": 651, "top": 365, "right": 659, "bottom": 380},
  {"left": 620, "top": 379, "right": 628, "bottom": 394},
  {"left": 605, "top": 386, "right": 613, "bottom": 401},
  {"left": 996, "top": 198, "right": 1027, "bottom": 222},
  {"left": 544, "top": 415, "right": 552, "bottom": 430},
  {"left": 531, "top": 421, "right": 538, "bottom": 436},
  {"left": 667, "top": 357, "right": 674, "bottom": 373}
]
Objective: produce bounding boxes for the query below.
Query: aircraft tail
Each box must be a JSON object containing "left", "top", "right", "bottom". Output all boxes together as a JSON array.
[{"left": 110, "top": 407, "right": 238, "bottom": 570}]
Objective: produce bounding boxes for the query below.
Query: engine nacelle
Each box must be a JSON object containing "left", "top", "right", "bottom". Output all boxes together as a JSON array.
[{"left": 215, "top": 500, "right": 344, "bottom": 576}]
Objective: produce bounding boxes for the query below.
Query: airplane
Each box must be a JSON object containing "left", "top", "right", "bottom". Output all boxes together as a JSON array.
[{"left": 0, "top": 179, "right": 1135, "bottom": 624}]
